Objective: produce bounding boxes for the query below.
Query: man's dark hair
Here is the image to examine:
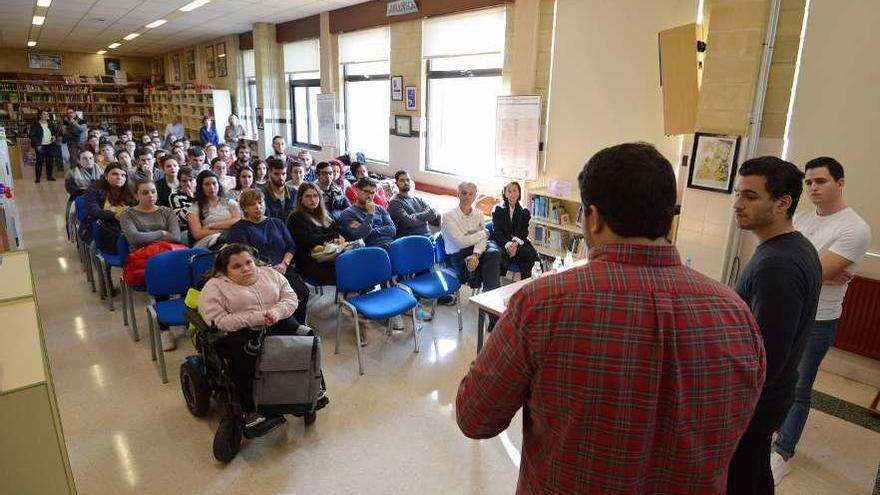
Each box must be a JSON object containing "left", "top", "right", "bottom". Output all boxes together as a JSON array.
[
  {"left": 804, "top": 156, "right": 844, "bottom": 181},
  {"left": 177, "top": 166, "right": 195, "bottom": 181},
  {"left": 578, "top": 142, "right": 676, "bottom": 240},
  {"left": 187, "top": 146, "right": 205, "bottom": 158},
  {"left": 210, "top": 157, "right": 226, "bottom": 168},
  {"left": 115, "top": 148, "right": 129, "bottom": 159},
  {"left": 272, "top": 135, "right": 284, "bottom": 142},
  {"left": 266, "top": 157, "right": 285, "bottom": 171},
  {"left": 356, "top": 177, "right": 377, "bottom": 190},
  {"left": 738, "top": 156, "right": 804, "bottom": 218},
  {"left": 349, "top": 162, "right": 365, "bottom": 177},
  {"left": 394, "top": 170, "right": 409, "bottom": 181},
  {"left": 135, "top": 147, "right": 152, "bottom": 159},
  {"left": 235, "top": 144, "right": 250, "bottom": 155},
  {"left": 315, "top": 161, "right": 331, "bottom": 173},
  {"left": 160, "top": 154, "right": 179, "bottom": 168}
]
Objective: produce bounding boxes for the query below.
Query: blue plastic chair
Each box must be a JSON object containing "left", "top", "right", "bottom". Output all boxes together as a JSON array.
[
  {"left": 145, "top": 247, "right": 211, "bottom": 383},
  {"left": 92, "top": 223, "right": 129, "bottom": 312},
  {"left": 335, "top": 247, "right": 419, "bottom": 375},
  {"left": 73, "top": 196, "right": 97, "bottom": 292},
  {"left": 390, "top": 235, "right": 463, "bottom": 331}
]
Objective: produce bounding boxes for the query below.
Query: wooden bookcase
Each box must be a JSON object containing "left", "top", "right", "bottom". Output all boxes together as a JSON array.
[
  {"left": 146, "top": 86, "right": 231, "bottom": 142},
  {"left": 526, "top": 187, "right": 587, "bottom": 260}
]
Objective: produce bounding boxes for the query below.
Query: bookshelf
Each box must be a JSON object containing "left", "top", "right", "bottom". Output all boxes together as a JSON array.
[
  {"left": 527, "top": 187, "right": 587, "bottom": 260},
  {"left": 0, "top": 73, "right": 150, "bottom": 138},
  {"left": 146, "top": 86, "right": 231, "bottom": 142}
]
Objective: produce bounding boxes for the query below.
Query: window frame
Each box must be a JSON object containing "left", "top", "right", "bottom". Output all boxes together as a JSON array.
[
  {"left": 245, "top": 77, "right": 257, "bottom": 135},
  {"left": 424, "top": 58, "right": 503, "bottom": 176},
  {"left": 342, "top": 63, "right": 390, "bottom": 163},
  {"left": 289, "top": 77, "right": 322, "bottom": 151}
]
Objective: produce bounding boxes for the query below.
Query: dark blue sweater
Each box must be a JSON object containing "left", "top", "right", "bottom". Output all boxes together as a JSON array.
[{"left": 225, "top": 217, "right": 295, "bottom": 265}]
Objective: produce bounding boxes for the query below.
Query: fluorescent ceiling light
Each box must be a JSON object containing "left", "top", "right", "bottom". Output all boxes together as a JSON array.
[
  {"left": 32, "top": 15, "right": 45, "bottom": 25},
  {"left": 97, "top": 50, "right": 107, "bottom": 54},
  {"left": 108, "top": 42, "right": 121, "bottom": 49},
  {"left": 27, "top": 41, "right": 37, "bottom": 47},
  {"left": 145, "top": 19, "right": 167, "bottom": 29},
  {"left": 123, "top": 33, "right": 140, "bottom": 40},
  {"left": 37, "top": 0, "right": 52, "bottom": 6},
  {"left": 179, "top": 0, "right": 210, "bottom": 12}
]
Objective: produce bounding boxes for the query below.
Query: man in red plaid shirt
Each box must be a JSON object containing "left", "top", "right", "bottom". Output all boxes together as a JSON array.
[{"left": 456, "top": 142, "right": 766, "bottom": 494}]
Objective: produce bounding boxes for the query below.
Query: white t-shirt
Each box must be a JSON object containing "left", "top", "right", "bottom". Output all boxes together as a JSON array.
[
  {"left": 794, "top": 207, "right": 871, "bottom": 320},
  {"left": 188, "top": 197, "right": 238, "bottom": 227}
]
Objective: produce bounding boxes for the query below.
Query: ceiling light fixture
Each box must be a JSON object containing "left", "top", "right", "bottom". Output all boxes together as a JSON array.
[
  {"left": 97, "top": 50, "right": 107, "bottom": 55},
  {"left": 36, "top": 0, "right": 52, "bottom": 6},
  {"left": 123, "top": 33, "right": 140, "bottom": 40},
  {"left": 28, "top": 41, "right": 37, "bottom": 47},
  {"left": 145, "top": 19, "right": 167, "bottom": 28},
  {"left": 179, "top": 0, "right": 210, "bottom": 12},
  {"left": 32, "top": 15, "right": 45, "bottom": 25},
  {"left": 108, "top": 42, "right": 121, "bottom": 49}
]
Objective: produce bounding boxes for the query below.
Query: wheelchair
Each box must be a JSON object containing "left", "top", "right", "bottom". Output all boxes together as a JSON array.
[{"left": 179, "top": 253, "right": 328, "bottom": 463}]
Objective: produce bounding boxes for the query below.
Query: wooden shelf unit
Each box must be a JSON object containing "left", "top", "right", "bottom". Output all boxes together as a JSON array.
[
  {"left": 145, "top": 86, "right": 231, "bottom": 141},
  {"left": 0, "top": 73, "right": 150, "bottom": 138},
  {"left": 527, "top": 187, "right": 587, "bottom": 260}
]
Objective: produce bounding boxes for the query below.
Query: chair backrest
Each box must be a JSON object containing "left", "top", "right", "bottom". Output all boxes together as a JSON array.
[
  {"left": 74, "top": 195, "right": 88, "bottom": 222},
  {"left": 335, "top": 247, "right": 393, "bottom": 292},
  {"left": 433, "top": 233, "right": 448, "bottom": 265},
  {"left": 92, "top": 221, "right": 118, "bottom": 254},
  {"left": 389, "top": 235, "right": 434, "bottom": 277},
  {"left": 188, "top": 251, "right": 216, "bottom": 289},
  {"left": 145, "top": 247, "right": 211, "bottom": 297},
  {"left": 116, "top": 235, "right": 130, "bottom": 257},
  {"left": 485, "top": 220, "right": 495, "bottom": 240}
]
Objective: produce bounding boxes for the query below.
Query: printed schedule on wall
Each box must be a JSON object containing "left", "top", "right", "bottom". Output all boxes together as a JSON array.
[{"left": 495, "top": 95, "right": 541, "bottom": 181}]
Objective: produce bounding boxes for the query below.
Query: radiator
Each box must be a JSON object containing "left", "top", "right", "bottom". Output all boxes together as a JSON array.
[{"left": 835, "top": 276, "right": 880, "bottom": 360}]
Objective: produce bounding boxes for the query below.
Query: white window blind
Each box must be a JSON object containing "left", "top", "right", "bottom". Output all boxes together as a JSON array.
[
  {"left": 242, "top": 50, "right": 255, "bottom": 78},
  {"left": 423, "top": 7, "right": 506, "bottom": 58},
  {"left": 283, "top": 38, "right": 320, "bottom": 74},
  {"left": 338, "top": 26, "right": 390, "bottom": 64}
]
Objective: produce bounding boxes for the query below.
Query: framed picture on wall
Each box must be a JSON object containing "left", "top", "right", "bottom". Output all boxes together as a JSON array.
[
  {"left": 405, "top": 86, "right": 417, "bottom": 111},
  {"left": 185, "top": 49, "right": 196, "bottom": 80},
  {"left": 216, "top": 42, "right": 227, "bottom": 77},
  {"left": 205, "top": 45, "right": 215, "bottom": 78},
  {"left": 172, "top": 54, "right": 181, "bottom": 82},
  {"left": 687, "top": 132, "right": 741, "bottom": 193},
  {"left": 27, "top": 52, "right": 62, "bottom": 70},
  {"left": 103, "top": 58, "right": 121, "bottom": 75},
  {"left": 394, "top": 114, "right": 412, "bottom": 137},
  {"left": 391, "top": 76, "right": 403, "bottom": 101}
]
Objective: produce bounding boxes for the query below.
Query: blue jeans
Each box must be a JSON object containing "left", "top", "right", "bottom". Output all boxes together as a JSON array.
[{"left": 773, "top": 318, "right": 839, "bottom": 459}]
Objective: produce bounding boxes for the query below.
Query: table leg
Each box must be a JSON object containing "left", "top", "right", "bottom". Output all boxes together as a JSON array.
[{"left": 477, "top": 309, "right": 485, "bottom": 353}]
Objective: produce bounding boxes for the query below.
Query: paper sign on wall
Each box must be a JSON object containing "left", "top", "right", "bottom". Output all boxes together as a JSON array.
[
  {"left": 495, "top": 95, "right": 541, "bottom": 181},
  {"left": 316, "top": 93, "right": 338, "bottom": 149}
]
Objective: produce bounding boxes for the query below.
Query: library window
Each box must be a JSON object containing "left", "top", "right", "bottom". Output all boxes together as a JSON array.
[
  {"left": 289, "top": 72, "right": 321, "bottom": 149},
  {"left": 425, "top": 54, "right": 503, "bottom": 177},
  {"left": 343, "top": 61, "right": 390, "bottom": 163},
  {"left": 245, "top": 78, "right": 257, "bottom": 135}
]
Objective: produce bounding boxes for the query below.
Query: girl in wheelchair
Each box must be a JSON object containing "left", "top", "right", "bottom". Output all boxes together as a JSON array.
[{"left": 198, "top": 243, "right": 301, "bottom": 429}]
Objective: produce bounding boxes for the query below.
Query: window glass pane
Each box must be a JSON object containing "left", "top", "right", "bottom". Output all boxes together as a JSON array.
[
  {"left": 246, "top": 78, "right": 257, "bottom": 135},
  {"left": 428, "top": 53, "right": 504, "bottom": 72},
  {"left": 345, "top": 61, "right": 390, "bottom": 77},
  {"left": 345, "top": 79, "right": 390, "bottom": 162},
  {"left": 307, "top": 87, "right": 321, "bottom": 146},
  {"left": 427, "top": 76, "right": 502, "bottom": 177},
  {"left": 293, "top": 87, "right": 309, "bottom": 144},
  {"left": 291, "top": 71, "right": 320, "bottom": 81}
]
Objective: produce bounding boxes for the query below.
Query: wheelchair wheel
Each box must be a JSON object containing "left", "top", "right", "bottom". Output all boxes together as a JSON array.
[
  {"left": 180, "top": 357, "right": 211, "bottom": 417},
  {"left": 213, "top": 417, "right": 242, "bottom": 463},
  {"left": 304, "top": 412, "right": 317, "bottom": 426}
]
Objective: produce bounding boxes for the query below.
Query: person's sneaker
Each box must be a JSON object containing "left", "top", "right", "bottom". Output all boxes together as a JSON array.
[
  {"left": 47, "top": 176, "right": 56, "bottom": 181},
  {"left": 771, "top": 451, "right": 791, "bottom": 486},
  {"left": 34, "top": 177, "right": 41, "bottom": 183},
  {"left": 244, "top": 412, "right": 266, "bottom": 429},
  {"left": 438, "top": 295, "right": 456, "bottom": 306},
  {"left": 415, "top": 305, "right": 433, "bottom": 321},
  {"left": 160, "top": 330, "right": 177, "bottom": 351},
  {"left": 391, "top": 315, "right": 405, "bottom": 330}
]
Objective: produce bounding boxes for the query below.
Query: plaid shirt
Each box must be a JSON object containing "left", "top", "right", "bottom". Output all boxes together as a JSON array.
[{"left": 456, "top": 243, "right": 765, "bottom": 494}]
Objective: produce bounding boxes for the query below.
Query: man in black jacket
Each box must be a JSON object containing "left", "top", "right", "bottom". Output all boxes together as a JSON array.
[
  {"left": 63, "top": 108, "right": 87, "bottom": 169},
  {"left": 29, "top": 109, "right": 59, "bottom": 182}
]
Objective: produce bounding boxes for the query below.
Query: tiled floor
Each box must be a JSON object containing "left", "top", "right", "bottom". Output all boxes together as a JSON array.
[{"left": 14, "top": 178, "right": 880, "bottom": 494}]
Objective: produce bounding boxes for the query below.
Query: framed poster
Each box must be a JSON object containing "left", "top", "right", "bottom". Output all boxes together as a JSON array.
[
  {"left": 216, "top": 42, "right": 227, "bottom": 77},
  {"left": 391, "top": 76, "right": 403, "bottom": 101},
  {"left": 205, "top": 45, "right": 215, "bottom": 78},
  {"left": 185, "top": 49, "right": 196, "bottom": 80},
  {"left": 104, "top": 58, "right": 121, "bottom": 76},
  {"left": 687, "top": 132, "right": 741, "bottom": 193},
  {"left": 255, "top": 107, "right": 264, "bottom": 130},
  {"left": 394, "top": 114, "right": 412, "bottom": 137},
  {"left": 172, "top": 54, "right": 181, "bottom": 82},
  {"left": 27, "top": 53, "right": 62, "bottom": 70},
  {"left": 405, "top": 86, "right": 417, "bottom": 111}
]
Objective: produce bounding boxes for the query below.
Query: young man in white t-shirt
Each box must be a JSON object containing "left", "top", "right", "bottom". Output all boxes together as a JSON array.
[{"left": 771, "top": 156, "right": 872, "bottom": 484}]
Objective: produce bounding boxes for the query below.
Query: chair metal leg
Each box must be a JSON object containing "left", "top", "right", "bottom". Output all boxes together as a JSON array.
[
  {"left": 147, "top": 306, "right": 168, "bottom": 384},
  {"left": 147, "top": 307, "right": 157, "bottom": 362},
  {"left": 85, "top": 246, "right": 97, "bottom": 293},
  {"left": 335, "top": 304, "right": 342, "bottom": 354},
  {"left": 411, "top": 307, "right": 420, "bottom": 353},
  {"left": 456, "top": 289, "right": 463, "bottom": 331},
  {"left": 105, "top": 265, "right": 115, "bottom": 312},
  {"left": 93, "top": 252, "right": 107, "bottom": 299},
  {"left": 352, "top": 309, "right": 364, "bottom": 375},
  {"left": 121, "top": 279, "right": 129, "bottom": 326},
  {"left": 127, "top": 287, "right": 140, "bottom": 342}
]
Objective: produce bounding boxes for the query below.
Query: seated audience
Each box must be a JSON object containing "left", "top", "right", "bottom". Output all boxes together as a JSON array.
[
  {"left": 455, "top": 142, "right": 765, "bottom": 494},
  {"left": 440, "top": 182, "right": 501, "bottom": 293},
  {"left": 329, "top": 159, "right": 351, "bottom": 190},
  {"left": 227, "top": 166, "right": 255, "bottom": 203},
  {"left": 253, "top": 159, "right": 268, "bottom": 187},
  {"left": 211, "top": 157, "right": 236, "bottom": 191},
  {"left": 315, "top": 161, "right": 350, "bottom": 220},
  {"left": 120, "top": 179, "right": 182, "bottom": 250},
  {"left": 266, "top": 136, "right": 301, "bottom": 172},
  {"left": 230, "top": 144, "right": 252, "bottom": 177},
  {"left": 97, "top": 142, "right": 115, "bottom": 167},
  {"left": 198, "top": 243, "right": 301, "bottom": 428},
  {"left": 65, "top": 149, "right": 103, "bottom": 198},
  {"left": 299, "top": 150, "right": 317, "bottom": 182},
  {"left": 169, "top": 166, "right": 196, "bottom": 230},
  {"left": 338, "top": 177, "right": 396, "bottom": 250},
  {"left": 204, "top": 143, "right": 218, "bottom": 162},
  {"left": 226, "top": 189, "right": 310, "bottom": 324},
  {"left": 286, "top": 160, "right": 306, "bottom": 189},
  {"left": 154, "top": 156, "right": 180, "bottom": 207},
  {"left": 492, "top": 181, "right": 540, "bottom": 278},
  {"left": 217, "top": 143, "right": 233, "bottom": 166},
  {"left": 345, "top": 162, "right": 388, "bottom": 208},
  {"left": 80, "top": 163, "right": 135, "bottom": 243},
  {"left": 388, "top": 170, "right": 438, "bottom": 238},
  {"left": 133, "top": 147, "right": 163, "bottom": 182},
  {"left": 187, "top": 146, "right": 207, "bottom": 173},
  {"left": 260, "top": 158, "right": 297, "bottom": 222},
  {"left": 287, "top": 182, "right": 345, "bottom": 286},
  {"left": 187, "top": 170, "right": 241, "bottom": 248},
  {"left": 151, "top": 134, "right": 163, "bottom": 151},
  {"left": 123, "top": 140, "right": 137, "bottom": 160},
  {"left": 115, "top": 148, "right": 134, "bottom": 176},
  {"left": 199, "top": 116, "right": 219, "bottom": 146}
]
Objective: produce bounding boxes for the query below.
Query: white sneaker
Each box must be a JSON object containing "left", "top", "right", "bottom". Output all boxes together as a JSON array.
[
  {"left": 770, "top": 451, "right": 791, "bottom": 486},
  {"left": 391, "top": 315, "right": 404, "bottom": 330},
  {"left": 160, "top": 330, "right": 177, "bottom": 352}
]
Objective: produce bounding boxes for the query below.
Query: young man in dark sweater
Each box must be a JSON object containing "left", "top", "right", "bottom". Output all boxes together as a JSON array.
[
  {"left": 388, "top": 170, "right": 438, "bottom": 238},
  {"left": 728, "top": 156, "right": 822, "bottom": 495}
]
